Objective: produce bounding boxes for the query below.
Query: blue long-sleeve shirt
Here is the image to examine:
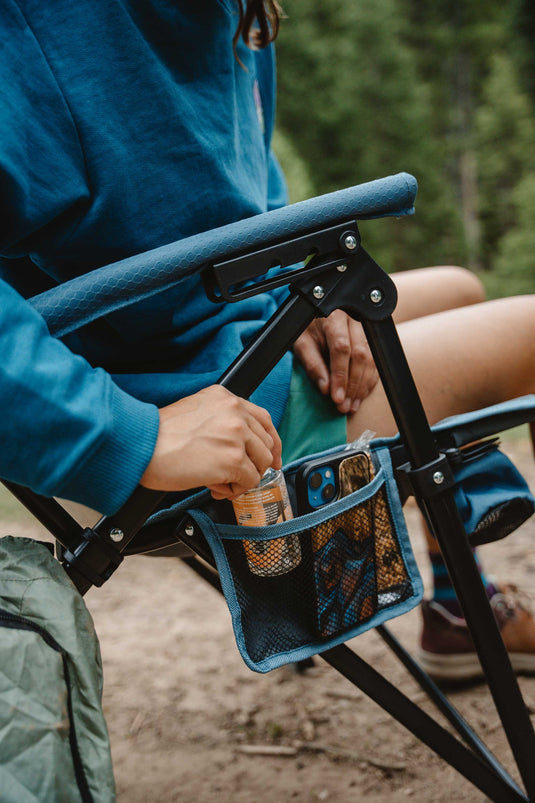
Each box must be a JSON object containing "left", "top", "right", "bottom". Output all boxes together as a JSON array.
[{"left": 0, "top": 0, "right": 291, "bottom": 513}]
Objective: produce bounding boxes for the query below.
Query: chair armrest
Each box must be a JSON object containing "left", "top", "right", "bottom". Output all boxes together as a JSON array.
[{"left": 31, "top": 172, "right": 417, "bottom": 337}]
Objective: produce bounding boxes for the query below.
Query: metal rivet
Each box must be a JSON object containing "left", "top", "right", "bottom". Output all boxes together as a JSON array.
[
  {"left": 109, "top": 528, "right": 124, "bottom": 542},
  {"left": 344, "top": 234, "right": 358, "bottom": 251},
  {"left": 184, "top": 524, "right": 195, "bottom": 537},
  {"left": 313, "top": 285, "right": 325, "bottom": 300},
  {"left": 370, "top": 288, "right": 383, "bottom": 304},
  {"left": 337, "top": 263, "right": 348, "bottom": 272},
  {"left": 433, "top": 471, "right": 445, "bottom": 485}
]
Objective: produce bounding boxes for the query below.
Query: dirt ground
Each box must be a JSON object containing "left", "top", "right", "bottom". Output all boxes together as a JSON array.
[{"left": 3, "top": 432, "right": 535, "bottom": 802}]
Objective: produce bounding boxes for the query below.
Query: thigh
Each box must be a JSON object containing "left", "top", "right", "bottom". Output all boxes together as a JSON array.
[
  {"left": 392, "top": 266, "right": 485, "bottom": 323},
  {"left": 349, "top": 295, "right": 535, "bottom": 440}
]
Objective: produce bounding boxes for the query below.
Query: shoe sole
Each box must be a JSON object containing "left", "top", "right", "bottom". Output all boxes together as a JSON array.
[{"left": 417, "top": 649, "right": 535, "bottom": 681}]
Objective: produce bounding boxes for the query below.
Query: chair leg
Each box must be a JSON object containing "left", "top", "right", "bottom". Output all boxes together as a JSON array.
[
  {"left": 363, "top": 315, "right": 535, "bottom": 799},
  {"left": 377, "top": 624, "right": 523, "bottom": 795},
  {"left": 322, "top": 643, "right": 526, "bottom": 802}
]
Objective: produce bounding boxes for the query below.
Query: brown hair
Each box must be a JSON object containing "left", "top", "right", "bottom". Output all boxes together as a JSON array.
[{"left": 233, "top": 1, "right": 283, "bottom": 51}]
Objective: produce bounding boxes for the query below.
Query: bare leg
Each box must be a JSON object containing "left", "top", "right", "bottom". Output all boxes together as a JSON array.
[
  {"left": 348, "top": 289, "right": 535, "bottom": 666},
  {"left": 347, "top": 294, "right": 535, "bottom": 635},
  {"left": 348, "top": 294, "right": 535, "bottom": 440},
  {"left": 390, "top": 265, "right": 487, "bottom": 541},
  {"left": 385, "top": 266, "right": 488, "bottom": 558},
  {"left": 392, "top": 266, "right": 485, "bottom": 323}
]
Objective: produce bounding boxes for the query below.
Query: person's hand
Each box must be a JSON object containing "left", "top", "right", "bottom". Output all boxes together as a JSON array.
[
  {"left": 293, "top": 311, "right": 379, "bottom": 414},
  {"left": 140, "top": 386, "right": 282, "bottom": 500}
]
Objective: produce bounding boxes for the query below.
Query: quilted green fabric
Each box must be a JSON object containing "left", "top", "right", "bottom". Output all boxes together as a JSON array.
[{"left": 0, "top": 537, "right": 115, "bottom": 802}]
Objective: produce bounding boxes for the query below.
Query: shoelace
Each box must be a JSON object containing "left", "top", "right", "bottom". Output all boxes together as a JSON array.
[{"left": 491, "top": 583, "right": 533, "bottom": 621}]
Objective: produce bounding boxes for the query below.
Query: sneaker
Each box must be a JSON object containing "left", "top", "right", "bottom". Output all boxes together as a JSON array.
[{"left": 418, "top": 586, "right": 535, "bottom": 681}]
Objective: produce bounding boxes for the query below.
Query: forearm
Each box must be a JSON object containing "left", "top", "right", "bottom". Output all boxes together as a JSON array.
[{"left": 0, "top": 279, "right": 159, "bottom": 514}]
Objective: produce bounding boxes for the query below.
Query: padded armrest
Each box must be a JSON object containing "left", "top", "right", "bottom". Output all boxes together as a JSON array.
[{"left": 31, "top": 172, "right": 417, "bottom": 337}]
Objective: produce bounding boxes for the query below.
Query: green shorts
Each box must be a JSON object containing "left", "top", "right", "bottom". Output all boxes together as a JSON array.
[{"left": 277, "top": 360, "right": 348, "bottom": 465}]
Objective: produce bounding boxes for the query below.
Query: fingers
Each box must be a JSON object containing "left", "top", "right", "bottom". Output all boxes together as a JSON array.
[
  {"left": 295, "top": 313, "right": 379, "bottom": 414},
  {"left": 332, "top": 316, "right": 378, "bottom": 412},
  {"left": 208, "top": 391, "right": 282, "bottom": 498},
  {"left": 209, "top": 479, "right": 257, "bottom": 500},
  {"left": 207, "top": 432, "right": 269, "bottom": 500},
  {"left": 208, "top": 402, "right": 282, "bottom": 501},
  {"left": 243, "top": 399, "right": 282, "bottom": 470},
  {"left": 140, "top": 386, "right": 282, "bottom": 496},
  {"left": 345, "top": 339, "right": 379, "bottom": 414},
  {"left": 292, "top": 322, "right": 330, "bottom": 395},
  {"left": 322, "top": 311, "right": 352, "bottom": 412}
]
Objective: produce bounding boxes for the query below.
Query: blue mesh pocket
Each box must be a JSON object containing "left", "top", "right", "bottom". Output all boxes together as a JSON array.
[{"left": 187, "top": 447, "right": 423, "bottom": 672}]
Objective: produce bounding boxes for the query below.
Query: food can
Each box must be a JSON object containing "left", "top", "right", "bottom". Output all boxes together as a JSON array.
[{"left": 232, "top": 468, "right": 301, "bottom": 576}]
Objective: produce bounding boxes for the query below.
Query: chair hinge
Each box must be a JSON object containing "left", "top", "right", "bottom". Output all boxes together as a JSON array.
[{"left": 396, "top": 453, "right": 456, "bottom": 500}]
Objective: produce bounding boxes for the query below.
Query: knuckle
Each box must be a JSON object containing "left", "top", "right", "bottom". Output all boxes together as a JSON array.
[
  {"left": 228, "top": 448, "right": 247, "bottom": 473},
  {"left": 225, "top": 394, "right": 242, "bottom": 412},
  {"left": 257, "top": 407, "right": 272, "bottom": 427},
  {"left": 264, "top": 432, "right": 275, "bottom": 451},
  {"left": 347, "top": 377, "right": 363, "bottom": 395},
  {"left": 331, "top": 369, "right": 348, "bottom": 384},
  {"left": 331, "top": 338, "right": 351, "bottom": 356},
  {"left": 227, "top": 420, "right": 247, "bottom": 443},
  {"left": 307, "top": 362, "right": 326, "bottom": 381},
  {"left": 352, "top": 344, "right": 370, "bottom": 362},
  {"left": 213, "top": 385, "right": 231, "bottom": 400},
  {"left": 328, "top": 309, "right": 344, "bottom": 324}
]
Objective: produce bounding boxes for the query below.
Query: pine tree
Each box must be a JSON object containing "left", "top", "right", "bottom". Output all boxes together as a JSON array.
[
  {"left": 510, "top": 0, "right": 535, "bottom": 101},
  {"left": 475, "top": 53, "right": 535, "bottom": 269},
  {"left": 489, "top": 174, "right": 535, "bottom": 296},
  {"left": 275, "top": 0, "right": 463, "bottom": 270},
  {"left": 400, "top": 0, "right": 510, "bottom": 268}
]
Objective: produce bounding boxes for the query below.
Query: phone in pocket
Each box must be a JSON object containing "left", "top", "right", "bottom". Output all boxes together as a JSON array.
[
  {"left": 296, "top": 449, "right": 378, "bottom": 637},
  {"left": 295, "top": 447, "right": 374, "bottom": 514}
]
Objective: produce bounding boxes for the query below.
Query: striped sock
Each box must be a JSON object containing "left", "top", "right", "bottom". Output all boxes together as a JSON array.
[{"left": 430, "top": 547, "right": 497, "bottom": 618}]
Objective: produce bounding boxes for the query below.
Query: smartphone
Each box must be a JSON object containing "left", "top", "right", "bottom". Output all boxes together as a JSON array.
[
  {"left": 295, "top": 448, "right": 378, "bottom": 637},
  {"left": 295, "top": 447, "right": 374, "bottom": 514}
]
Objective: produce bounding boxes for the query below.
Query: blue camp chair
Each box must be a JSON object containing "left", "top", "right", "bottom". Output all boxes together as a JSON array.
[{"left": 5, "top": 172, "right": 535, "bottom": 801}]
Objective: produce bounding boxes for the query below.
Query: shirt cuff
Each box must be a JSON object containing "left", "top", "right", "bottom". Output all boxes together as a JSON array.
[{"left": 54, "top": 388, "right": 160, "bottom": 515}]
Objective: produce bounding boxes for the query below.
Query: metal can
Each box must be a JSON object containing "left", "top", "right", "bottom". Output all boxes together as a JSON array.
[{"left": 232, "top": 468, "right": 301, "bottom": 576}]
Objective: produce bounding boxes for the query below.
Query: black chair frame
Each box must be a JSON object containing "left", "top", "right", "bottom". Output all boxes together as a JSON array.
[{"left": 4, "top": 188, "right": 535, "bottom": 801}]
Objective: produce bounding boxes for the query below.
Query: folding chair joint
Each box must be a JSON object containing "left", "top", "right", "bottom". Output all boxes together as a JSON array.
[
  {"left": 62, "top": 527, "right": 124, "bottom": 588},
  {"left": 397, "top": 453, "right": 456, "bottom": 500}
]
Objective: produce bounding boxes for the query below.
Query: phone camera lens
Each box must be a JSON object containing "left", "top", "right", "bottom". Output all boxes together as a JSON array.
[
  {"left": 321, "top": 483, "right": 336, "bottom": 502},
  {"left": 309, "top": 472, "right": 322, "bottom": 490}
]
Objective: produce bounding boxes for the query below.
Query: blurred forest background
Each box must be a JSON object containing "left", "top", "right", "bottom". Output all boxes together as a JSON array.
[{"left": 272, "top": 0, "right": 535, "bottom": 298}]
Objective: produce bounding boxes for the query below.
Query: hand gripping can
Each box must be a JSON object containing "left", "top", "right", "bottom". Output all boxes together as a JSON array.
[{"left": 232, "top": 468, "right": 301, "bottom": 576}]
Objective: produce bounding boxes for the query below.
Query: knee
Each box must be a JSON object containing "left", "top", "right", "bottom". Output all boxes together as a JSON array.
[
  {"left": 505, "top": 294, "right": 535, "bottom": 320},
  {"left": 440, "top": 266, "right": 486, "bottom": 307}
]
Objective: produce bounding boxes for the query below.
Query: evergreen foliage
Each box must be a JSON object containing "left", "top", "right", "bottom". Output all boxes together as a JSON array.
[
  {"left": 274, "top": 0, "right": 535, "bottom": 294},
  {"left": 476, "top": 54, "right": 535, "bottom": 269}
]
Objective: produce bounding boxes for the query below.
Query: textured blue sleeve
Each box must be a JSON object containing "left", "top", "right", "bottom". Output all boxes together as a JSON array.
[
  {"left": 0, "top": 278, "right": 159, "bottom": 514},
  {"left": 0, "top": 0, "right": 90, "bottom": 257},
  {"left": 32, "top": 172, "right": 418, "bottom": 336},
  {"left": 0, "top": 3, "right": 159, "bottom": 512},
  {"left": 266, "top": 149, "right": 289, "bottom": 212}
]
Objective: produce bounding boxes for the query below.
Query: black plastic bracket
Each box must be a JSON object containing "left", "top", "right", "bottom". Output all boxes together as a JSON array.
[
  {"left": 396, "top": 453, "right": 456, "bottom": 500},
  {"left": 292, "top": 245, "right": 398, "bottom": 322},
  {"left": 202, "top": 220, "right": 360, "bottom": 303},
  {"left": 62, "top": 527, "right": 124, "bottom": 588}
]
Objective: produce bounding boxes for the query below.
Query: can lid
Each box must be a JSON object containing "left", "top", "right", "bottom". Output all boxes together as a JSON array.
[{"left": 259, "top": 467, "right": 280, "bottom": 486}]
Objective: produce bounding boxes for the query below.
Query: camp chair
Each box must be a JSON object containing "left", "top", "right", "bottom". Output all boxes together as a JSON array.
[{"left": 5, "top": 172, "right": 535, "bottom": 801}]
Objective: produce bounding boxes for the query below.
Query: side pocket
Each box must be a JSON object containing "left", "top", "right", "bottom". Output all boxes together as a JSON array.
[
  {"left": 0, "top": 609, "right": 93, "bottom": 803},
  {"left": 189, "top": 446, "right": 423, "bottom": 673}
]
